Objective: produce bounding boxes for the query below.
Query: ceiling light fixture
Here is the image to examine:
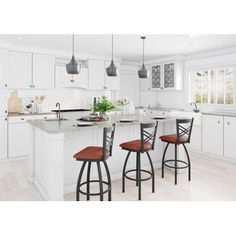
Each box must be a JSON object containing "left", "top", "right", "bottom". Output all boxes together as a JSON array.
[
  {"left": 106, "top": 34, "right": 118, "bottom": 77},
  {"left": 66, "top": 34, "right": 80, "bottom": 75},
  {"left": 138, "top": 36, "right": 149, "bottom": 79}
]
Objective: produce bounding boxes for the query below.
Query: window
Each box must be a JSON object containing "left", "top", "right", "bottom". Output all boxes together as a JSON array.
[{"left": 188, "top": 67, "right": 234, "bottom": 105}]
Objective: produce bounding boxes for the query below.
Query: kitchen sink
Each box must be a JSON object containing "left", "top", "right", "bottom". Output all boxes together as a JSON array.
[{"left": 45, "top": 118, "right": 69, "bottom": 122}]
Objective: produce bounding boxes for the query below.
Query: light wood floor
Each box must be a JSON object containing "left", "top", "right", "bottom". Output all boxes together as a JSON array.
[{"left": 1, "top": 152, "right": 236, "bottom": 201}]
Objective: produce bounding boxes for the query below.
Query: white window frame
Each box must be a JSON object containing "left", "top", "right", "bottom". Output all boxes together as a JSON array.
[{"left": 185, "top": 64, "right": 236, "bottom": 109}]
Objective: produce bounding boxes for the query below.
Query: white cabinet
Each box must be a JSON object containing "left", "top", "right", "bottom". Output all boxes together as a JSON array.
[
  {"left": 8, "top": 114, "right": 56, "bottom": 159},
  {"left": 142, "top": 60, "right": 183, "bottom": 91},
  {"left": 88, "top": 59, "right": 105, "bottom": 90},
  {"left": 8, "top": 117, "right": 30, "bottom": 158},
  {"left": 202, "top": 115, "right": 223, "bottom": 156},
  {"left": 33, "top": 54, "right": 54, "bottom": 89},
  {"left": 188, "top": 125, "right": 202, "bottom": 151},
  {"left": 0, "top": 117, "right": 8, "bottom": 159},
  {"left": 224, "top": 116, "right": 236, "bottom": 159},
  {"left": 0, "top": 89, "right": 8, "bottom": 116},
  {"left": 88, "top": 59, "right": 120, "bottom": 91},
  {"left": 7, "top": 51, "right": 32, "bottom": 89},
  {"left": 55, "top": 63, "right": 88, "bottom": 89},
  {"left": 104, "top": 61, "right": 120, "bottom": 90},
  {"left": 0, "top": 49, "right": 7, "bottom": 88}
]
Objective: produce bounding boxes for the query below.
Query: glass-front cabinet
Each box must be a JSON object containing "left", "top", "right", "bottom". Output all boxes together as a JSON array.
[{"left": 149, "top": 60, "right": 183, "bottom": 91}]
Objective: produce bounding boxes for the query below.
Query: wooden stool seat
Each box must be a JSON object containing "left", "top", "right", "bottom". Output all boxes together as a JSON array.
[
  {"left": 120, "top": 140, "right": 152, "bottom": 152},
  {"left": 74, "top": 146, "right": 110, "bottom": 161},
  {"left": 159, "top": 134, "right": 188, "bottom": 144}
]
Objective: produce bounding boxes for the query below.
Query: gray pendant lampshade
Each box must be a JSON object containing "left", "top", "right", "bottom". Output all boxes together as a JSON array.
[
  {"left": 66, "top": 34, "right": 79, "bottom": 75},
  {"left": 138, "top": 36, "right": 149, "bottom": 79},
  {"left": 106, "top": 34, "right": 118, "bottom": 77}
]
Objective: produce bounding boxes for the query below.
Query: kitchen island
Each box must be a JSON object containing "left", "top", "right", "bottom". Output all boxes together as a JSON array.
[{"left": 28, "top": 114, "right": 187, "bottom": 200}]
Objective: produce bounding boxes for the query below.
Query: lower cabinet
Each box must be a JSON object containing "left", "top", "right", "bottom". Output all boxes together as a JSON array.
[
  {"left": 0, "top": 117, "right": 8, "bottom": 159},
  {"left": 8, "top": 114, "right": 56, "bottom": 159},
  {"left": 224, "top": 116, "right": 236, "bottom": 159},
  {"left": 202, "top": 115, "right": 223, "bottom": 156},
  {"left": 8, "top": 118, "right": 30, "bottom": 158}
]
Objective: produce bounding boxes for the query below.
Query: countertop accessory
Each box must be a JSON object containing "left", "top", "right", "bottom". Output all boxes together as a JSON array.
[
  {"left": 8, "top": 90, "right": 23, "bottom": 113},
  {"left": 76, "top": 122, "right": 94, "bottom": 127}
]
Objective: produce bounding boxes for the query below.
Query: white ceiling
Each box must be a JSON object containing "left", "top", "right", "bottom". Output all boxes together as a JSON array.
[{"left": 0, "top": 34, "right": 236, "bottom": 61}]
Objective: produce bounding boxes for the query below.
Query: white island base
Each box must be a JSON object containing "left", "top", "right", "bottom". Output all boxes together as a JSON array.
[{"left": 29, "top": 117, "right": 188, "bottom": 201}]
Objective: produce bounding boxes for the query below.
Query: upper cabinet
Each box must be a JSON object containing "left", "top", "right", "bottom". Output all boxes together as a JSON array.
[
  {"left": 88, "top": 59, "right": 120, "bottom": 91},
  {"left": 6, "top": 51, "right": 55, "bottom": 90},
  {"left": 55, "top": 63, "right": 88, "bottom": 89},
  {"left": 33, "top": 54, "right": 55, "bottom": 89},
  {"left": 7, "top": 51, "right": 32, "bottom": 89},
  {"left": 140, "top": 60, "right": 183, "bottom": 91},
  {"left": 0, "top": 49, "right": 7, "bottom": 88}
]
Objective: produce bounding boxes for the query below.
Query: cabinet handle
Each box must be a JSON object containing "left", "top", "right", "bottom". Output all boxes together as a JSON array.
[
  {"left": 5, "top": 118, "right": 7, "bottom": 121},
  {"left": 227, "top": 121, "right": 230, "bottom": 125},
  {"left": 103, "top": 86, "right": 107, "bottom": 89},
  {"left": 5, "top": 84, "right": 7, "bottom": 87},
  {"left": 5, "top": 110, "right": 7, "bottom": 114},
  {"left": 71, "top": 79, "right": 74, "bottom": 83},
  {"left": 44, "top": 117, "right": 47, "bottom": 119},
  {"left": 21, "top": 118, "right": 25, "bottom": 120},
  {"left": 218, "top": 121, "right": 220, "bottom": 124}
]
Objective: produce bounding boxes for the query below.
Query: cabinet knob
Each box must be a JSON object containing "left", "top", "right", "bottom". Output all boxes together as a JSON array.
[
  {"left": 71, "top": 79, "right": 74, "bottom": 83},
  {"left": 5, "top": 84, "right": 7, "bottom": 87},
  {"left": 227, "top": 121, "right": 230, "bottom": 125},
  {"left": 21, "top": 118, "right": 25, "bottom": 120},
  {"left": 5, "top": 118, "right": 7, "bottom": 121},
  {"left": 218, "top": 121, "right": 220, "bottom": 124},
  {"left": 5, "top": 110, "right": 7, "bottom": 114}
]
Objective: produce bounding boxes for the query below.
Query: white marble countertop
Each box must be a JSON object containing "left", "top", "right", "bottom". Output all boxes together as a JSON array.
[{"left": 28, "top": 114, "right": 177, "bottom": 134}]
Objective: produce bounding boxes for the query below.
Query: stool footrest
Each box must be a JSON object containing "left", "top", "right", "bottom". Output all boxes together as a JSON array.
[
  {"left": 164, "top": 159, "right": 189, "bottom": 169},
  {"left": 78, "top": 180, "right": 111, "bottom": 196},
  {"left": 124, "top": 169, "right": 152, "bottom": 182}
]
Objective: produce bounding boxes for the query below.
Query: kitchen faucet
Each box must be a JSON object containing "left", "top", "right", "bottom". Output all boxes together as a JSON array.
[
  {"left": 190, "top": 102, "right": 200, "bottom": 113},
  {"left": 56, "top": 102, "right": 61, "bottom": 122}
]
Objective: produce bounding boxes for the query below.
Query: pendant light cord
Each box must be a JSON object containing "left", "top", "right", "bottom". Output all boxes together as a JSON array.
[
  {"left": 112, "top": 34, "right": 114, "bottom": 60},
  {"left": 72, "top": 34, "right": 74, "bottom": 55},
  {"left": 143, "top": 37, "right": 145, "bottom": 64}
]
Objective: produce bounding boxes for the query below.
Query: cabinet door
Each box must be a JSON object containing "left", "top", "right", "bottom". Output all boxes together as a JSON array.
[
  {"left": 202, "top": 115, "right": 223, "bottom": 156},
  {"left": 88, "top": 60, "right": 105, "bottom": 90},
  {"left": 8, "top": 121, "right": 30, "bottom": 158},
  {"left": 73, "top": 67, "right": 89, "bottom": 89},
  {"left": 33, "top": 54, "right": 54, "bottom": 89},
  {"left": 0, "top": 89, "right": 8, "bottom": 116},
  {"left": 104, "top": 61, "right": 120, "bottom": 90},
  {"left": 0, "top": 49, "right": 7, "bottom": 88},
  {"left": 151, "top": 64, "right": 161, "bottom": 90},
  {"left": 163, "top": 62, "right": 175, "bottom": 89},
  {"left": 7, "top": 51, "right": 32, "bottom": 89},
  {"left": 224, "top": 116, "right": 236, "bottom": 159},
  {"left": 139, "top": 78, "right": 150, "bottom": 91},
  {"left": 0, "top": 117, "right": 8, "bottom": 159}
]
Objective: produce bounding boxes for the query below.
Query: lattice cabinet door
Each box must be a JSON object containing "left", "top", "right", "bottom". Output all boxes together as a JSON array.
[
  {"left": 163, "top": 63, "right": 175, "bottom": 89},
  {"left": 151, "top": 64, "right": 161, "bottom": 89}
]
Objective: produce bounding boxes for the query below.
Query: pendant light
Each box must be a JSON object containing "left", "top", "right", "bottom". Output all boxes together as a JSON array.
[
  {"left": 106, "top": 34, "right": 118, "bottom": 77},
  {"left": 66, "top": 34, "right": 79, "bottom": 75},
  {"left": 138, "top": 36, "right": 149, "bottom": 78}
]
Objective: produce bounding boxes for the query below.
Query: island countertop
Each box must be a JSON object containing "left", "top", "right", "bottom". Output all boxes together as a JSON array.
[{"left": 28, "top": 114, "right": 177, "bottom": 134}]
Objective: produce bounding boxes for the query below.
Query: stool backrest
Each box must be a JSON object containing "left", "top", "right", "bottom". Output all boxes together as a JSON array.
[
  {"left": 102, "top": 123, "right": 116, "bottom": 161},
  {"left": 140, "top": 122, "right": 158, "bottom": 152},
  {"left": 176, "top": 118, "right": 194, "bottom": 143}
]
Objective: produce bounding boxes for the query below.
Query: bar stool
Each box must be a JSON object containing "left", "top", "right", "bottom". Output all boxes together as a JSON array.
[
  {"left": 159, "top": 118, "right": 194, "bottom": 185},
  {"left": 73, "top": 124, "right": 116, "bottom": 201},
  {"left": 119, "top": 122, "right": 158, "bottom": 200}
]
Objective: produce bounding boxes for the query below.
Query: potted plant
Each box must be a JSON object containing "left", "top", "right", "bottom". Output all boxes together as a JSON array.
[{"left": 92, "top": 96, "right": 116, "bottom": 119}]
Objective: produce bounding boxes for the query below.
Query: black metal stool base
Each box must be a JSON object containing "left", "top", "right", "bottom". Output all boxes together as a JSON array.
[
  {"left": 122, "top": 151, "right": 155, "bottom": 201},
  {"left": 76, "top": 161, "right": 112, "bottom": 201},
  {"left": 162, "top": 143, "right": 191, "bottom": 185}
]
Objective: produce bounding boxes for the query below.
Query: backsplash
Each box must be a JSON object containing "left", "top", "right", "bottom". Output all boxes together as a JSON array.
[{"left": 9, "top": 88, "right": 112, "bottom": 113}]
